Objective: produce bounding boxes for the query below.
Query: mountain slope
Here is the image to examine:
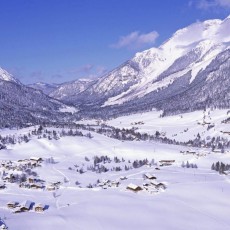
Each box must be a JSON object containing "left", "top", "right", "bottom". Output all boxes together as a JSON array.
[
  {"left": 0, "top": 67, "right": 21, "bottom": 84},
  {"left": 0, "top": 74, "right": 77, "bottom": 128},
  {"left": 50, "top": 15, "right": 230, "bottom": 118},
  {"left": 49, "top": 78, "right": 95, "bottom": 102},
  {"left": 28, "top": 82, "right": 59, "bottom": 95}
]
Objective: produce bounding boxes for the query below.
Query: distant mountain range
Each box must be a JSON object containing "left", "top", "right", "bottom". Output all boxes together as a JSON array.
[
  {"left": 27, "top": 82, "right": 60, "bottom": 95},
  {"left": 1, "top": 15, "right": 230, "bottom": 126},
  {"left": 0, "top": 69, "right": 77, "bottom": 128}
]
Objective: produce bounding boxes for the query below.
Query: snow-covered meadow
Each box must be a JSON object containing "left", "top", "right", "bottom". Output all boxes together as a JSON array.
[
  {"left": 104, "top": 109, "right": 230, "bottom": 142},
  {"left": 0, "top": 121, "right": 230, "bottom": 230}
]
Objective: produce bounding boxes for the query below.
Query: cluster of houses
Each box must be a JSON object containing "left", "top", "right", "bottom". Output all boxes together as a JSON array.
[
  {"left": 19, "top": 176, "right": 45, "bottom": 190},
  {"left": 0, "top": 157, "right": 62, "bottom": 192},
  {"left": 94, "top": 173, "right": 166, "bottom": 195},
  {"left": 126, "top": 173, "right": 166, "bottom": 194},
  {"left": 97, "top": 179, "right": 120, "bottom": 189},
  {"left": 0, "top": 157, "right": 43, "bottom": 172},
  {"left": 180, "top": 150, "right": 208, "bottom": 158},
  {"left": 46, "top": 181, "right": 61, "bottom": 191},
  {"left": 7, "top": 200, "right": 46, "bottom": 214}
]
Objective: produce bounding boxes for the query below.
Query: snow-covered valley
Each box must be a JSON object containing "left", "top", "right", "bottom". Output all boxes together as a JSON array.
[
  {"left": 0, "top": 9, "right": 230, "bottom": 230},
  {"left": 0, "top": 112, "right": 230, "bottom": 230}
]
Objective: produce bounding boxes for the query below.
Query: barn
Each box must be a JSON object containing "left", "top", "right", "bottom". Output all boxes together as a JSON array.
[{"left": 126, "top": 183, "right": 143, "bottom": 192}]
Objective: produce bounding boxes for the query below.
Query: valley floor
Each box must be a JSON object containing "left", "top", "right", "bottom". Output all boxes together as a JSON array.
[{"left": 0, "top": 126, "right": 230, "bottom": 230}]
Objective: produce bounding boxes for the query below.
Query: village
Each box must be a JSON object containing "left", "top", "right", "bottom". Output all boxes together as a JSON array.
[
  {"left": 0, "top": 151, "right": 177, "bottom": 229},
  {"left": 0, "top": 111, "right": 229, "bottom": 230},
  {"left": 0, "top": 154, "right": 171, "bottom": 195},
  {"left": 0, "top": 123, "right": 229, "bottom": 230},
  {"left": 0, "top": 152, "right": 177, "bottom": 229}
]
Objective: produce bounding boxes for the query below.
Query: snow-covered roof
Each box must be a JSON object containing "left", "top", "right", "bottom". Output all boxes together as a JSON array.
[
  {"left": 7, "top": 201, "right": 16, "bottom": 205},
  {"left": 120, "top": 176, "right": 127, "bottom": 180},
  {"left": 35, "top": 203, "right": 45, "bottom": 209},
  {"left": 30, "top": 157, "right": 42, "bottom": 161},
  {"left": 31, "top": 182, "right": 43, "bottom": 187},
  {"left": 20, "top": 200, "right": 32, "bottom": 209},
  {"left": 145, "top": 173, "right": 156, "bottom": 178},
  {"left": 127, "top": 183, "right": 141, "bottom": 190}
]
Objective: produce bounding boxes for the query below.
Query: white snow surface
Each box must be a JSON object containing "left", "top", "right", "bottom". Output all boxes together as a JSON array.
[
  {"left": 59, "top": 105, "right": 78, "bottom": 113},
  {"left": 0, "top": 120, "right": 230, "bottom": 229},
  {"left": 0, "top": 67, "right": 21, "bottom": 84},
  {"left": 105, "top": 109, "right": 230, "bottom": 142}
]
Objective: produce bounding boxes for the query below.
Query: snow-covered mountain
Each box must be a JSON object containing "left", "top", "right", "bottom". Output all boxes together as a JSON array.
[
  {"left": 0, "top": 73, "right": 77, "bottom": 128},
  {"left": 49, "top": 78, "right": 95, "bottom": 101},
  {"left": 2, "top": 15, "right": 230, "bottom": 123},
  {"left": 50, "top": 15, "right": 230, "bottom": 118},
  {"left": 28, "top": 82, "right": 59, "bottom": 95},
  {"left": 0, "top": 67, "right": 21, "bottom": 84}
]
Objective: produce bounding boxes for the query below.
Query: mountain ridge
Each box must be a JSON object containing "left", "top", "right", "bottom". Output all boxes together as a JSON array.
[
  {"left": 2, "top": 15, "right": 230, "bottom": 123},
  {"left": 40, "top": 15, "right": 230, "bottom": 118}
]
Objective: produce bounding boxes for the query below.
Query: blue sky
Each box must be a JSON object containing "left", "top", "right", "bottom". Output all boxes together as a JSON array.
[{"left": 0, "top": 0, "right": 229, "bottom": 84}]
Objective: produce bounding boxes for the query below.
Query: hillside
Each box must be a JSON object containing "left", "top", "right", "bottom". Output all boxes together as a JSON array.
[
  {"left": 0, "top": 75, "right": 77, "bottom": 128},
  {"left": 44, "top": 16, "right": 230, "bottom": 119}
]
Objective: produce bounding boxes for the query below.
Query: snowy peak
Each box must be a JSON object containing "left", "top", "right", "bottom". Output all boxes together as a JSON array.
[
  {"left": 0, "top": 67, "right": 21, "bottom": 84},
  {"left": 46, "top": 15, "right": 230, "bottom": 115},
  {"left": 163, "top": 18, "right": 222, "bottom": 49},
  {"left": 100, "top": 16, "right": 230, "bottom": 107},
  {"left": 49, "top": 78, "right": 95, "bottom": 101}
]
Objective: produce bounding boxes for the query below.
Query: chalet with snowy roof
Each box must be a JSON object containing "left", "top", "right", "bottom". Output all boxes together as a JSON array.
[
  {"left": 49, "top": 181, "right": 61, "bottom": 186},
  {"left": 159, "top": 160, "right": 175, "bottom": 166},
  {"left": 120, "top": 176, "right": 127, "bottom": 180},
  {"left": 111, "top": 181, "right": 120, "bottom": 187},
  {"left": 46, "top": 181, "right": 61, "bottom": 190},
  {"left": 34, "top": 203, "right": 45, "bottom": 212},
  {"left": 144, "top": 173, "right": 156, "bottom": 180},
  {"left": 14, "top": 200, "right": 32, "bottom": 213},
  {"left": 30, "top": 157, "right": 43, "bottom": 163},
  {"left": 159, "top": 160, "right": 175, "bottom": 163},
  {"left": 46, "top": 185, "right": 56, "bottom": 191},
  {"left": 7, "top": 201, "right": 18, "bottom": 209},
  {"left": 27, "top": 176, "right": 38, "bottom": 183},
  {"left": 185, "top": 151, "right": 196, "bottom": 154},
  {"left": 126, "top": 183, "right": 143, "bottom": 192},
  {"left": 30, "top": 183, "right": 44, "bottom": 189},
  {"left": 151, "top": 182, "right": 166, "bottom": 190}
]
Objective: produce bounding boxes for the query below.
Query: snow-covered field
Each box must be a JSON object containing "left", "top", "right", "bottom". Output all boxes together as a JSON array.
[
  {"left": 103, "top": 109, "right": 230, "bottom": 142},
  {"left": 0, "top": 124, "right": 230, "bottom": 230}
]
